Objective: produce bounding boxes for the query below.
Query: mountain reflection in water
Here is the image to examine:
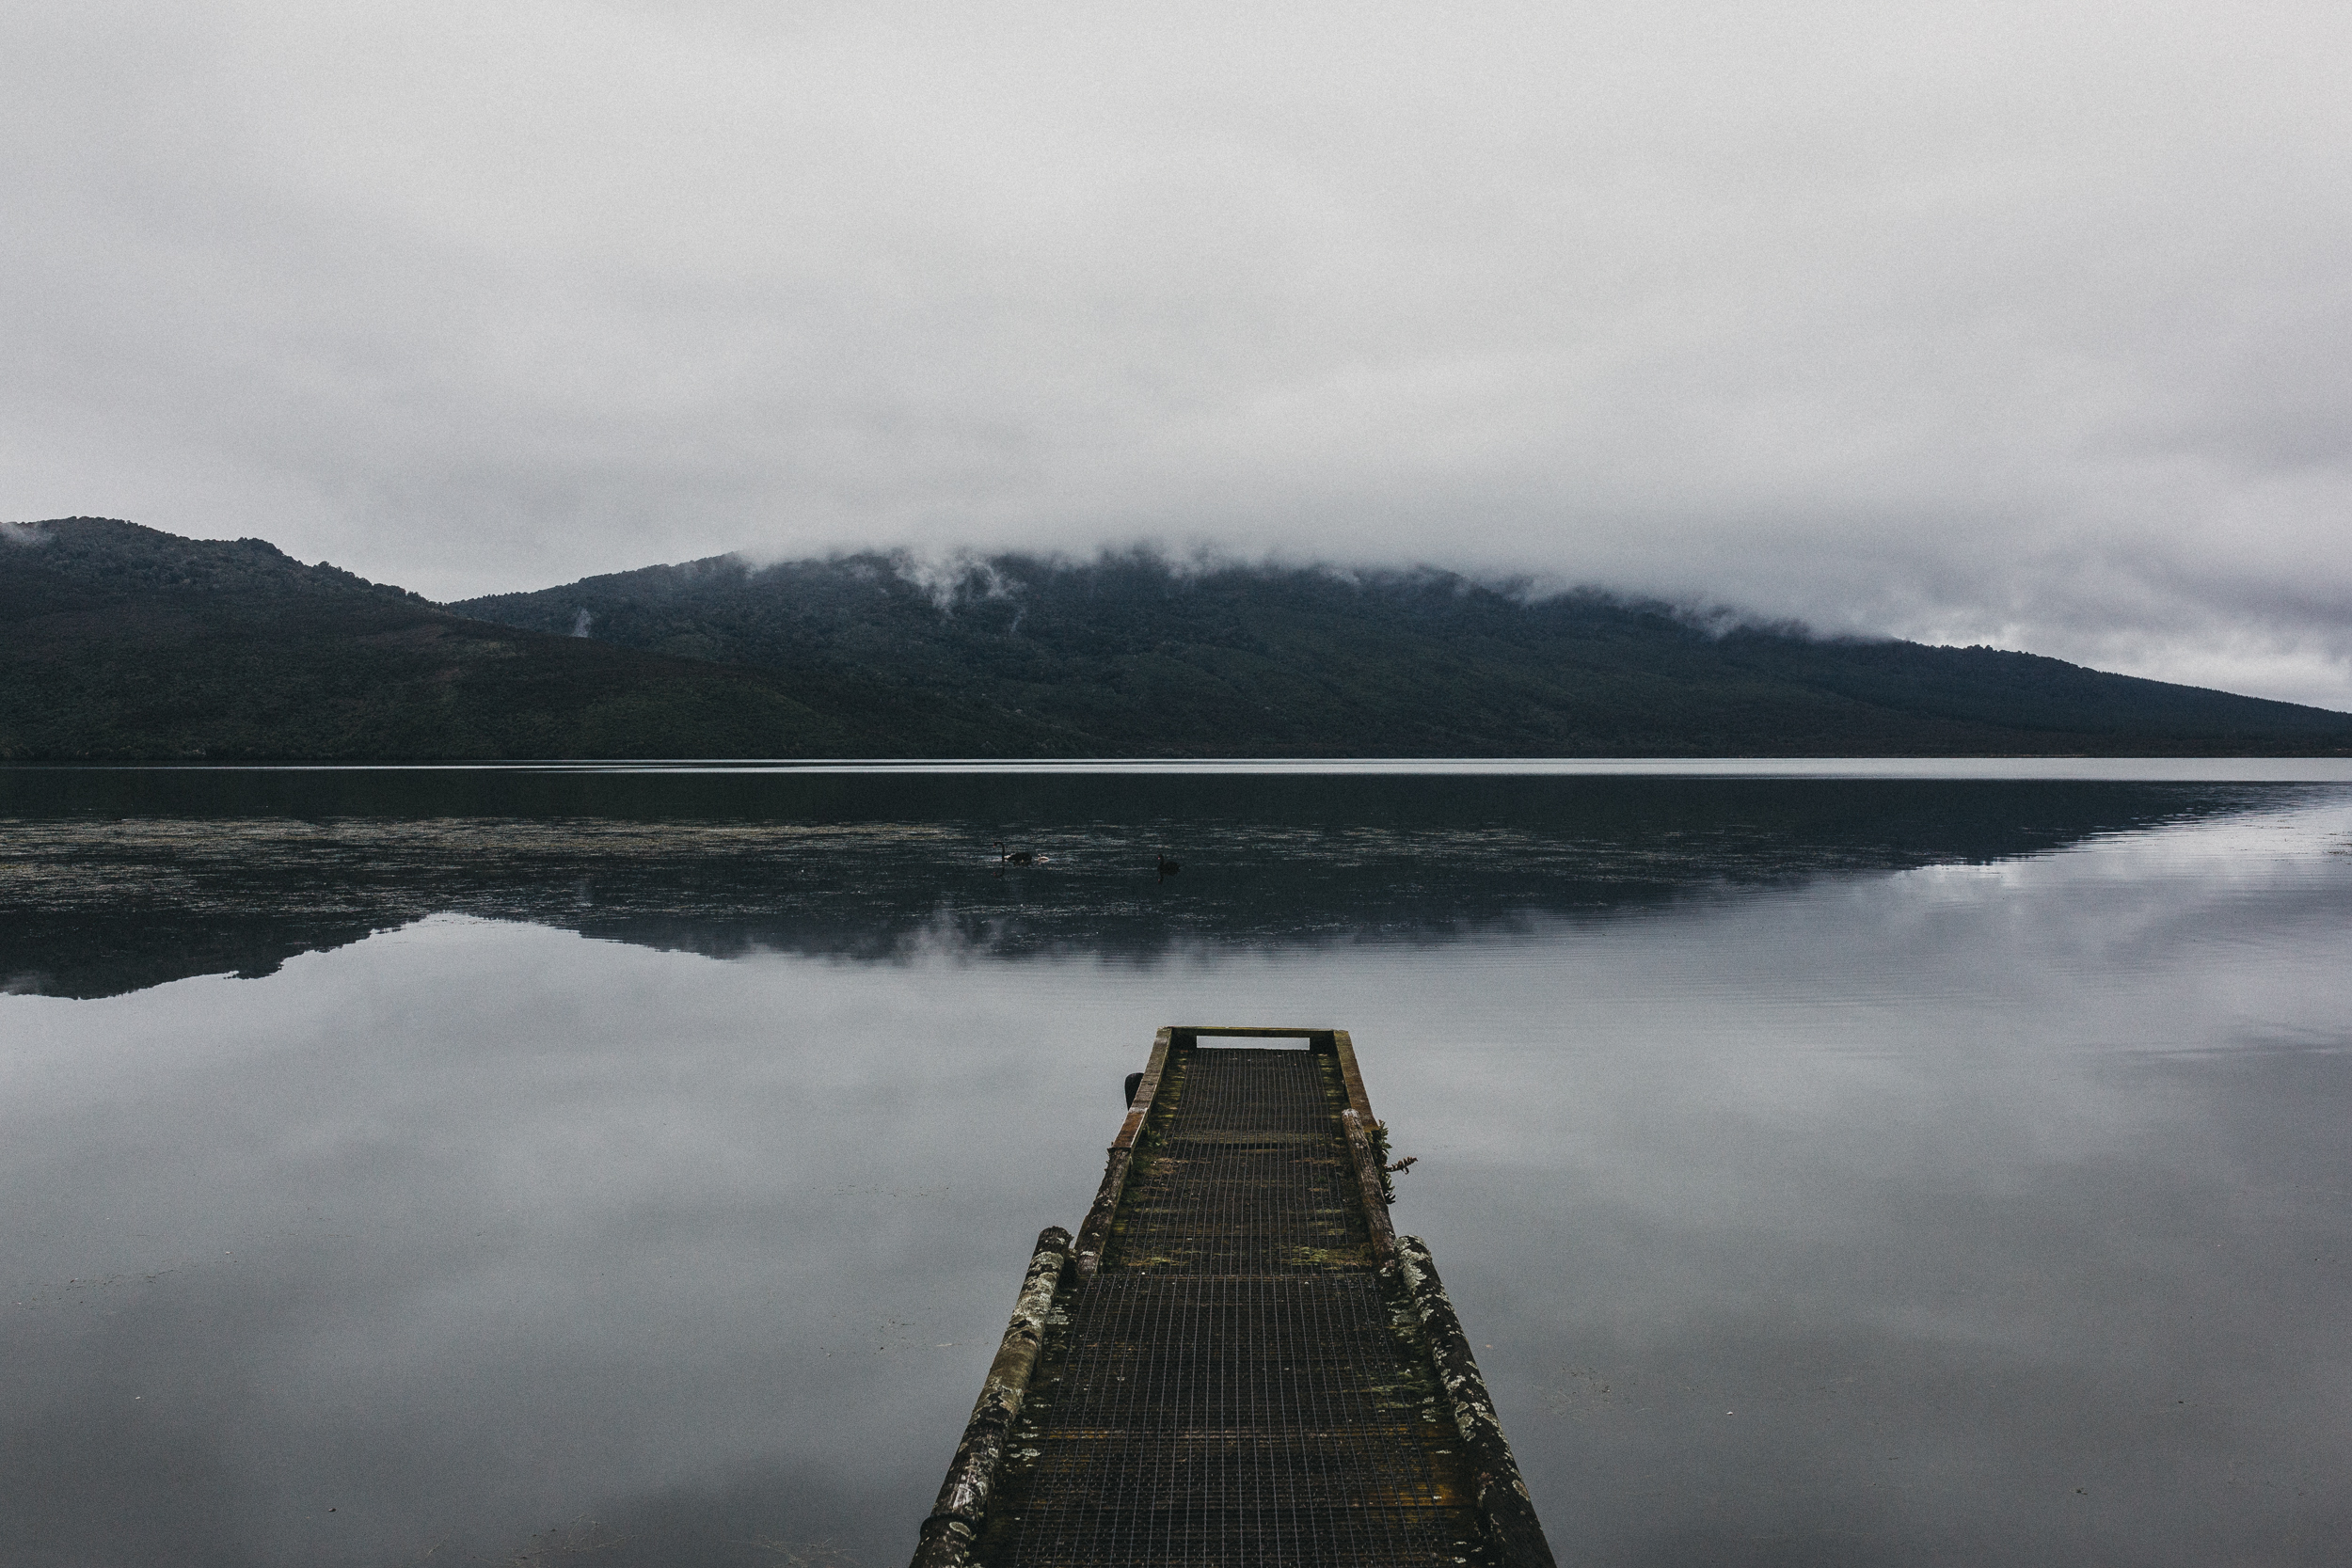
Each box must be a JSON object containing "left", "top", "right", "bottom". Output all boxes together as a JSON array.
[
  {"left": 3, "top": 768, "right": 2349, "bottom": 1568},
  {"left": 0, "top": 768, "right": 2299, "bottom": 997}
]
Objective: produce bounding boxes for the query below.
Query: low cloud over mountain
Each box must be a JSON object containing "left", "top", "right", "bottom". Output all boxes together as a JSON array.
[{"left": 6, "top": 6, "right": 2349, "bottom": 705}]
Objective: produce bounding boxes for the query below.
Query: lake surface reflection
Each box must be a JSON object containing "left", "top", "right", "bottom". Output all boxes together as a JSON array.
[{"left": 3, "top": 768, "right": 2349, "bottom": 1566}]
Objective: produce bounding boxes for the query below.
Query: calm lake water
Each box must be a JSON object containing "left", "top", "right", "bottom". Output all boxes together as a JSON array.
[{"left": 5, "top": 764, "right": 2350, "bottom": 1567}]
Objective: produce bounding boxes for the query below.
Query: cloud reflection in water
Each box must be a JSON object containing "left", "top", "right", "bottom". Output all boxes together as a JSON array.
[{"left": 0, "top": 779, "right": 2347, "bottom": 1564}]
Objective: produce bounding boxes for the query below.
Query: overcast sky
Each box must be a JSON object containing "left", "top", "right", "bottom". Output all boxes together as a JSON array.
[{"left": 5, "top": 2, "right": 2348, "bottom": 705}]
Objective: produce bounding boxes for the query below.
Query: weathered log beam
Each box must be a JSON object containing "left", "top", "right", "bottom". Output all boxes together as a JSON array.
[
  {"left": 1393, "top": 1233, "right": 1557, "bottom": 1568},
  {"left": 1330, "top": 1027, "right": 1377, "bottom": 1126},
  {"left": 1070, "top": 1026, "right": 1172, "bottom": 1276},
  {"left": 1339, "top": 1108, "right": 1399, "bottom": 1267},
  {"left": 909, "top": 1226, "right": 1072, "bottom": 1568},
  {"left": 1332, "top": 1029, "right": 1399, "bottom": 1266}
]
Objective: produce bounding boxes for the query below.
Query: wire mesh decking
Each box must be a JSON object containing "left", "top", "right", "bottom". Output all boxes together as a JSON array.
[{"left": 914, "top": 1028, "right": 1551, "bottom": 1567}]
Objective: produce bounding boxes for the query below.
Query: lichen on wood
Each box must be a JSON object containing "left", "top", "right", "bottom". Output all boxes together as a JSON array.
[
  {"left": 909, "top": 1226, "right": 1071, "bottom": 1568},
  {"left": 1393, "top": 1233, "right": 1557, "bottom": 1568}
]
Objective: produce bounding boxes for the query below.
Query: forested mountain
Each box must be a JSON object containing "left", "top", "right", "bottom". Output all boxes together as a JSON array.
[
  {"left": 6, "top": 517, "right": 2348, "bottom": 758},
  {"left": 455, "top": 549, "right": 2352, "bottom": 756},
  {"left": 0, "top": 519, "right": 1055, "bottom": 758}
]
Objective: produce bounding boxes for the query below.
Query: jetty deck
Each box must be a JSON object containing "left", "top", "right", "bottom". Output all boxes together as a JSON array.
[{"left": 912, "top": 1027, "right": 1553, "bottom": 1567}]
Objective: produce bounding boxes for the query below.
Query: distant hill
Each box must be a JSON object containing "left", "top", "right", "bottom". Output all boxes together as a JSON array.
[
  {"left": 6, "top": 518, "right": 2347, "bottom": 758},
  {"left": 0, "top": 519, "right": 1055, "bottom": 759},
  {"left": 454, "top": 549, "right": 2352, "bottom": 756}
]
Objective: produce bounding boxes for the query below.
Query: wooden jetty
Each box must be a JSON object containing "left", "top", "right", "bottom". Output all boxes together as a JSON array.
[{"left": 911, "top": 1026, "right": 1555, "bottom": 1567}]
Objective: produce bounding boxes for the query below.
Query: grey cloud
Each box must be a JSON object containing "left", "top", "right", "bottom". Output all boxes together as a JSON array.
[{"left": 3, "top": 2, "right": 2348, "bottom": 704}]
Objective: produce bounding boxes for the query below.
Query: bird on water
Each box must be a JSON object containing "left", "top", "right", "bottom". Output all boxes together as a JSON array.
[
  {"left": 1156, "top": 851, "right": 1182, "bottom": 881},
  {"left": 995, "top": 840, "right": 1047, "bottom": 870}
]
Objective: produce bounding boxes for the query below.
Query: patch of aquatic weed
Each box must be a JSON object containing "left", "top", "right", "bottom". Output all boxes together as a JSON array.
[
  {"left": 746, "top": 1539, "right": 857, "bottom": 1567},
  {"left": 488, "top": 1520, "right": 622, "bottom": 1565}
]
